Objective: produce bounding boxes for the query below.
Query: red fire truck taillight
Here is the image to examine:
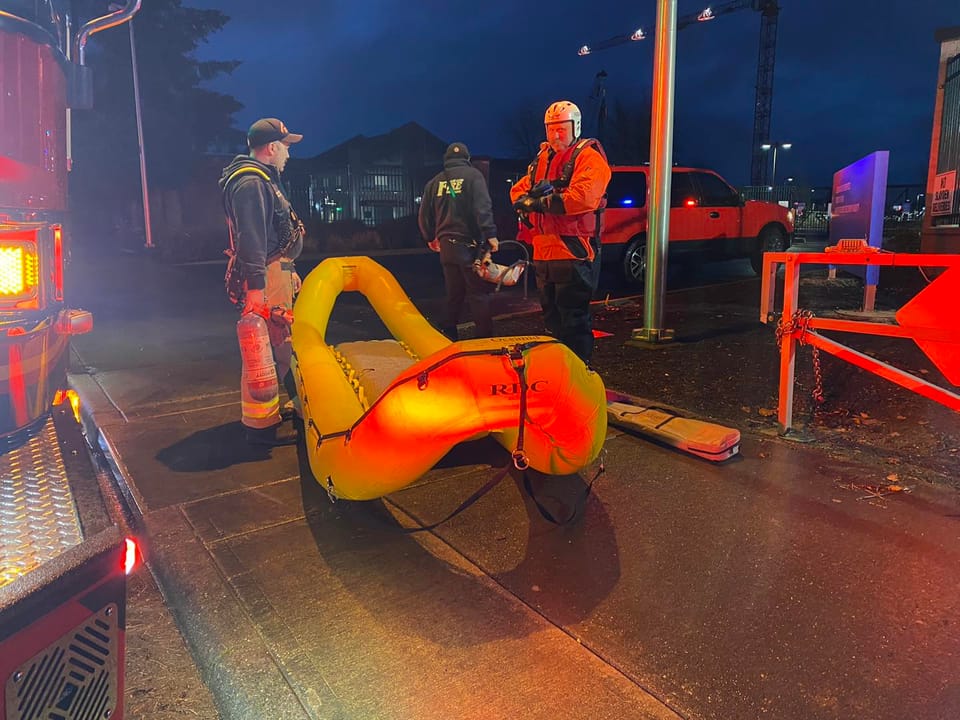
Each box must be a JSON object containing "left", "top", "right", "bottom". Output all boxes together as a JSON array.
[
  {"left": 0, "top": 233, "right": 40, "bottom": 309},
  {"left": 53, "top": 224, "right": 64, "bottom": 301},
  {"left": 124, "top": 537, "right": 141, "bottom": 574}
]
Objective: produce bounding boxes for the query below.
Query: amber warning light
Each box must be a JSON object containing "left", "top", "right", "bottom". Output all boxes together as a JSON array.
[
  {"left": 0, "top": 240, "right": 39, "bottom": 304},
  {"left": 53, "top": 388, "right": 82, "bottom": 424}
]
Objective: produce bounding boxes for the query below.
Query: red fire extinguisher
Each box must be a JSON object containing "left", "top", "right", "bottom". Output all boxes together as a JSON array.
[{"left": 237, "top": 312, "right": 278, "bottom": 403}]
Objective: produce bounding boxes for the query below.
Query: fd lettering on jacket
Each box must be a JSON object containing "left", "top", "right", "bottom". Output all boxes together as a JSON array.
[{"left": 437, "top": 179, "right": 463, "bottom": 196}]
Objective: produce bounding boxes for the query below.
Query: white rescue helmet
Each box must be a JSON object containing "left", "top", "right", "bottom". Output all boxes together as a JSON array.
[{"left": 544, "top": 100, "right": 582, "bottom": 139}]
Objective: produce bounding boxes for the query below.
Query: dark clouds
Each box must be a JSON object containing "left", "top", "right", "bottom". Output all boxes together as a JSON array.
[{"left": 188, "top": 0, "right": 956, "bottom": 185}]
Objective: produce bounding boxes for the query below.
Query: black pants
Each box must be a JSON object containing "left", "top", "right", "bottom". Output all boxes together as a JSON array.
[
  {"left": 439, "top": 238, "right": 494, "bottom": 340},
  {"left": 534, "top": 258, "right": 596, "bottom": 363}
]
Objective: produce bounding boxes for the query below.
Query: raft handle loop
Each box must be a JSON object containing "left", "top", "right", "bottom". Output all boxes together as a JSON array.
[
  {"left": 512, "top": 451, "right": 529, "bottom": 471},
  {"left": 417, "top": 370, "right": 429, "bottom": 390},
  {"left": 308, "top": 418, "right": 352, "bottom": 450}
]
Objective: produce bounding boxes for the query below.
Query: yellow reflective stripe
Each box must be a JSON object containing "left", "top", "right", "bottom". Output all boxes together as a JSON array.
[
  {"left": 226, "top": 166, "right": 271, "bottom": 185},
  {"left": 241, "top": 398, "right": 280, "bottom": 418}
]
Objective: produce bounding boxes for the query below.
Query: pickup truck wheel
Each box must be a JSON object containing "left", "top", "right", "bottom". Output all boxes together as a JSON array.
[
  {"left": 623, "top": 236, "right": 647, "bottom": 286},
  {"left": 751, "top": 226, "right": 787, "bottom": 275}
]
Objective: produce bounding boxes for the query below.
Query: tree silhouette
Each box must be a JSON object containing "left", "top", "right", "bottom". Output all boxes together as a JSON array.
[
  {"left": 604, "top": 98, "right": 653, "bottom": 166},
  {"left": 503, "top": 103, "right": 544, "bottom": 159},
  {"left": 69, "top": 0, "right": 242, "bottom": 243}
]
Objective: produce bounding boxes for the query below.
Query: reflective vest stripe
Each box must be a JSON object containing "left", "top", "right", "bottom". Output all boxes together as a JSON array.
[
  {"left": 225, "top": 166, "right": 271, "bottom": 185},
  {"left": 241, "top": 396, "right": 279, "bottom": 419}
]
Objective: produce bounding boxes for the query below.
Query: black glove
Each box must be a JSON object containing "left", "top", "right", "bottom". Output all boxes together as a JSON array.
[{"left": 513, "top": 195, "right": 546, "bottom": 214}]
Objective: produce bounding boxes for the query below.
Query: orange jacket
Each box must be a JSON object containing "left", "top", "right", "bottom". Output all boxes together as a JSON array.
[{"left": 510, "top": 141, "right": 611, "bottom": 262}]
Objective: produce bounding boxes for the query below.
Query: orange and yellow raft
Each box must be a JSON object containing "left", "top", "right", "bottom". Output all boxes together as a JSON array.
[{"left": 291, "top": 256, "right": 606, "bottom": 500}]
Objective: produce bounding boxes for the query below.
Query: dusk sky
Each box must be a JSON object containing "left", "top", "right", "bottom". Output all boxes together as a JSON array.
[{"left": 188, "top": 1, "right": 956, "bottom": 187}]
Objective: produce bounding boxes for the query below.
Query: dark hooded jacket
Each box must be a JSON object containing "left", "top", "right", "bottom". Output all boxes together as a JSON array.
[
  {"left": 219, "top": 155, "right": 303, "bottom": 291},
  {"left": 418, "top": 157, "right": 497, "bottom": 246}
]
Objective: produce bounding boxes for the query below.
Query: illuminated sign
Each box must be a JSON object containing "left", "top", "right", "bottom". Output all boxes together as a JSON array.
[{"left": 830, "top": 151, "right": 889, "bottom": 287}]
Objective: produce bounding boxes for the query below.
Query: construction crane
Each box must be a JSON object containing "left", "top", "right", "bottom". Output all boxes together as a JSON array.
[
  {"left": 578, "top": 1, "right": 781, "bottom": 186},
  {"left": 590, "top": 69, "right": 609, "bottom": 145}
]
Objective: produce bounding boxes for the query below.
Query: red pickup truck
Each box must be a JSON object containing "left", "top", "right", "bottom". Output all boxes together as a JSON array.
[{"left": 601, "top": 166, "right": 795, "bottom": 284}]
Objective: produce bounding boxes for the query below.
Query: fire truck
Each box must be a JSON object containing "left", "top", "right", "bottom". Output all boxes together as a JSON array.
[{"left": 0, "top": 2, "right": 141, "bottom": 718}]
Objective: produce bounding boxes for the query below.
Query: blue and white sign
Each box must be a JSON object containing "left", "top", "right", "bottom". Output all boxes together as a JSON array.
[{"left": 830, "top": 151, "right": 889, "bottom": 286}]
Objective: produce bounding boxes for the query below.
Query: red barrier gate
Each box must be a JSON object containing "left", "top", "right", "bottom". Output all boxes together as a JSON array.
[{"left": 760, "top": 250, "right": 960, "bottom": 433}]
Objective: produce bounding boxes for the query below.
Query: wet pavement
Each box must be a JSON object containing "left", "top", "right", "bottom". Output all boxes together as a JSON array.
[{"left": 68, "top": 249, "right": 960, "bottom": 719}]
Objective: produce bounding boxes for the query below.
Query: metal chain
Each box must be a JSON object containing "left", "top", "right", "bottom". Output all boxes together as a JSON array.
[
  {"left": 775, "top": 310, "right": 825, "bottom": 407},
  {"left": 810, "top": 345, "right": 824, "bottom": 406}
]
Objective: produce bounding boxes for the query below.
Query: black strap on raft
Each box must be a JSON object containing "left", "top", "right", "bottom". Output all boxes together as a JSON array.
[
  {"left": 522, "top": 462, "right": 605, "bottom": 526},
  {"left": 397, "top": 456, "right": 605, "bottom": 533},
  {"left": 395, "top": 463, "right": 513, "bottom": 534},
  {"left": 507, "top": 345, "right": 530, "bottom": 470}
]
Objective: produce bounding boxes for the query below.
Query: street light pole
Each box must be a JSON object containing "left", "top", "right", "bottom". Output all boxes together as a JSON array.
[
  {"left": 110, "top": 3, "right": 153, "bottom": 249},
  {"left": 128, "top": 17, "right": 153, "bottom": 249},
  {"left": 631, "top": 0, "right": 677, "bottom": 345},
  {"left": 762, "top": 141, "right": 792, "bottom": 188}
]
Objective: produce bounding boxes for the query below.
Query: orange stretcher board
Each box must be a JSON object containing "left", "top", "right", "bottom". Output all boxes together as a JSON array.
[{"left": 606, "top": 389, "right": 741, "bottom": 462}]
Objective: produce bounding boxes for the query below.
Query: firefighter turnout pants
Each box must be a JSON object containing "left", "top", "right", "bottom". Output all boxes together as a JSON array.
[
  {"left": 238, "top": 259, "right": 296, "bottom": 428},
  {"left": 534, "top": 258, "right": 596, "bottom": 364}
]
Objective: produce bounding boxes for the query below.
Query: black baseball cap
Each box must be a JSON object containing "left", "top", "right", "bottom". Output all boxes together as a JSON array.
[
  {"left": 444, "top": 142, "right": 470, "bottom": 162},
  {"left": 247, "top": 118, "right": 303, "bottom": 149}
]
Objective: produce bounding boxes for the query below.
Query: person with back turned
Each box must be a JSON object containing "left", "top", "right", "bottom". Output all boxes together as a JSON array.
[
  {"left": 419, "top": 142, "right": 499, "bottom": 340},
  {"left": 220, "top": 118, "right": 305, "bottom": 447},
  {"left": 510, "top": 101, "right": 611, "bottom": 364}
]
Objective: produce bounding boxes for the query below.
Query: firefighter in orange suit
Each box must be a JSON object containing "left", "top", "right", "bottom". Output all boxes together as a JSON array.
[
  {"left": 510, "top": 100, "right": 611, "bottom": 363},
  {"left": 220, "top": 118, "right": 304, "bottom": 447}
]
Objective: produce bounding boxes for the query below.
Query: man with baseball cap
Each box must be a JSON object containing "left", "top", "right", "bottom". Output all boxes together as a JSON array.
[
  {"left": 247, "top": 118, "right": 304, "bottom": 150},
  {"left": 219, "top": 118, "right": 305, "bottom": 447}
]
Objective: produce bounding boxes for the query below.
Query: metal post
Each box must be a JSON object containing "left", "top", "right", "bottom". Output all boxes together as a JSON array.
[
  {"left": 631, "top": 0, "right": 676, "bottom": 344},
  {"left": 777, "top": 255, "right": 800, "bottom": 434},
  {"left": 128, "top": 18, "right": 153, "bottom": 249},
  {"left": 770, "top": 145, "right": 778, "bottom": 188}
]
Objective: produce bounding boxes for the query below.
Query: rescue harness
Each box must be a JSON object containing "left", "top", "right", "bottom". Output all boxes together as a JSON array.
[
  {"left": 221, "top": 163, "right": 304, "bottom": 305},
  {"left": 525, "top": 138, "right": 608, "bottom": 253}
]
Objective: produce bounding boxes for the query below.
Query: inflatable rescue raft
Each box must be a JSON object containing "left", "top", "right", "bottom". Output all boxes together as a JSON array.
[{"left": 290, "top": 256, "right": 607, "bottom": 500}]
